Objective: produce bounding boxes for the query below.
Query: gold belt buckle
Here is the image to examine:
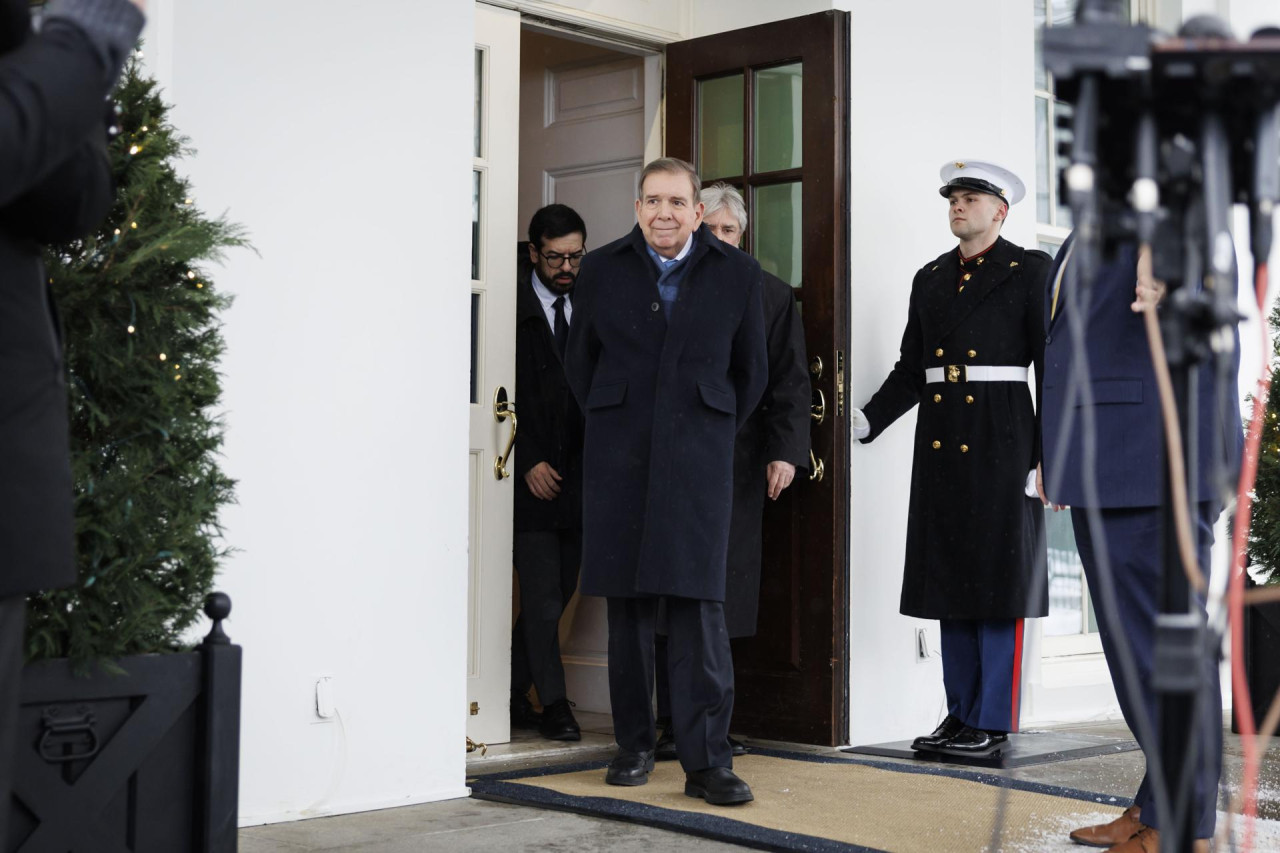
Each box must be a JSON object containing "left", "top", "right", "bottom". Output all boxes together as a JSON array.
[{"left": 947, "top": 364, "right": 964, "bottom": 383}]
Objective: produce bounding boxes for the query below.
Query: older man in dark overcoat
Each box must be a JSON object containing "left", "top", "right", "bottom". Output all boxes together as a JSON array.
[
  {"left": 652, "top": 183, "right": 810, "bottom": 760},
  {"left": 854, "top": 160, "right": 1050, "bottom": 759},
  {"left": 0, "top": 0, "right": 147, "bottom": 840},
  {"left": 564, "top": 158, "right": 768, "bottom": 805}
]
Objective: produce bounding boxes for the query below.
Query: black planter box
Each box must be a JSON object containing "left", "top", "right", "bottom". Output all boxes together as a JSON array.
[
  {"left": 5, "top": 596, "right": 241, "bottom": 853},
  {"left": 1234, "top": 578, "right": 1280, "bottom": 734}
]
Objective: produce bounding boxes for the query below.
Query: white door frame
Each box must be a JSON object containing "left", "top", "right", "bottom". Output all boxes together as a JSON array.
[{"left": 468, "top": 3, "right": 522, "bottom": 746}]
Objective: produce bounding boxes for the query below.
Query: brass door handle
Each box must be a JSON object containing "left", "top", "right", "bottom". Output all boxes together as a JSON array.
[
  {"left": 811, "top": 388, "right": 826, "bottom": 425},
  {"left": 493, "top": 386, "right": 517, "bottom": 480},
  {"left": 809, "top": 450, "right": 824, "bottom": 482}
]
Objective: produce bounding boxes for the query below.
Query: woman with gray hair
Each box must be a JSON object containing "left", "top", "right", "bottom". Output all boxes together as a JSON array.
[{"left": 653, "top": 181, "right": 812, "bottom": 761}]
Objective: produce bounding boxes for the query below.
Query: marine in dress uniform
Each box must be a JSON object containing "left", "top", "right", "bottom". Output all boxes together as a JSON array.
[
  {"left": 653, "top": 184, "right": 811, "bottom": 761},
  {"left": 853, "top": 160, "right": 1050, "bottom": 757}
]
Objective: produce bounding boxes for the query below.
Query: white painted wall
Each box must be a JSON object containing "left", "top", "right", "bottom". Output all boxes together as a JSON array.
[
  {"left": 143, "top": 0, "right": 474, "bottom": 824},
  {"left": 836, "top": 0, "right": 1042, "bottom": 746},
  {"left": 689, "top": 0, "right": 834, "bottom": 38}
]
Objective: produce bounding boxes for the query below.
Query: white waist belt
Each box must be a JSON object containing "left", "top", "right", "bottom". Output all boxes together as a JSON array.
[{"left": 924, "top": 365, "right": 1028, "bottom": 384}]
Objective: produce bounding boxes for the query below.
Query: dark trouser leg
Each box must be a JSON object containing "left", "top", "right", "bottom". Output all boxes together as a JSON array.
[
  {"left": 939, "top": 619, "right": 980, "bottom": 726},
  {"left": 1071, "top": 504, "right": 1220, "bottom": 838},
  {"left": 0, "top": 596, "right": 25, "bottom": 845},
  {"left": 511, "top": 530, "right": 579, "bottom": 705},
  {"left": 969, "top": 618, "right": 1024, "bottom": 733},
  {"left": 665, "top": 597, "right": 734, "bottom": 772},
  {"left": 606, "top": 597, "right": 658, "bottom": 754},
  {"left": 654, "top": 635, "right": 671, "bottom": 720}
]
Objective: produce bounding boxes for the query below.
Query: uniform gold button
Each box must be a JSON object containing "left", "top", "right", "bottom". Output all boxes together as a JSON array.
[
  {"left": 935, "top": 348, "right": 944, "bottom": 357},
  {"left": 977, "top": 257, "right": 985, "bottom": 265},
  {"left": 932, "top": 440, "right": 941, "bottom": 450},
  {"left": 966, "top": 395, "right": 974, "bottom": 404},
  {"left": 963, "top": 273, "right": 972, "bottom": 281},
  {"left": 961, "top": 444, "right": 969, "bottom": 453},
  {"left": 968, "top": 349, "right": 976, "bottom": 358},
  {"left": 933, "top": 394, "right": 942, "bottom": 403}
]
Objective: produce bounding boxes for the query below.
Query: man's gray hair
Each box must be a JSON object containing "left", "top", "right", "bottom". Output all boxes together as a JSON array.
[
  {"left": 638, "top": 157, "right": 701, "bottom": 200},
  {"left": 701, "top": 183, "right": 747, "bottom": 232}
]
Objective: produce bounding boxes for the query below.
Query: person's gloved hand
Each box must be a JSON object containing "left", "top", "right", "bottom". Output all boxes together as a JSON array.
[{"left": 851, "top": 408, "right": 870, "bottom": 441}]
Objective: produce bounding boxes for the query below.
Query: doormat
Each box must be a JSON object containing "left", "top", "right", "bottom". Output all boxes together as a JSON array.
[
  {"left": 467, "top": 747, "right": 1132, "bottom": 853},
  {"left": 842, "top": 730, "right": 1140, "bottom": 770}
]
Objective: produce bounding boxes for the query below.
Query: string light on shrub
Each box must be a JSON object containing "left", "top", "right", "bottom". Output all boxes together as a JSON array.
[
  {"left": 159, "top": 353, "right": 167, "bottom": 361},
  {"left": 127, "top": 325, "right": 135, "bottom": 334},
  {"left": 187, "top": 271, "right": 196, "bottom": 279},
  {"left": 129, "top": 144, "right": 140, "bottom": 155}
]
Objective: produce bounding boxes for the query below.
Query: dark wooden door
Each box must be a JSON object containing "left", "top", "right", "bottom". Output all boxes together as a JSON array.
[{"left": 667, "top": 11, "right": 850, "bottom": 746}]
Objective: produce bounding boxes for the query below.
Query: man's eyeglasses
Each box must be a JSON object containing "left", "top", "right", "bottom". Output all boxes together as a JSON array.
[{"left": 537, "top": 250, "right": 586, "bottom": 267}]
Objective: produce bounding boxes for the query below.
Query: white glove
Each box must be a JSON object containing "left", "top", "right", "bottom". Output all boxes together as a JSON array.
[
  {"left": 852, "top": 407, "right": 871, "bottom": 440},
  {"left": 1024, "top": 469, "right": 1038, "bottom": 498}
]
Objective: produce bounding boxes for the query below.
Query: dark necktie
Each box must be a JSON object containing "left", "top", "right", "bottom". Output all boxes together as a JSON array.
[{"left": 552, "top": 295, "right": 568, "bottom": 355}]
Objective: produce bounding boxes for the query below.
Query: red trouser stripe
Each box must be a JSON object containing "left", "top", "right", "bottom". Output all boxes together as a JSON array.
[{"left": 1010, "top": 618, "right": 1025, "bottom": 733}]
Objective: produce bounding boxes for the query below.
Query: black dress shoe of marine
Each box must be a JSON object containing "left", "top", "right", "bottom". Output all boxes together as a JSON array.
[
  {"left": 911, "top": 714, "right": 965, "bottom": 751},
  {"left": 654, "top": 722, "right": 678, "bottom": 761},
  {"left": 538, "top": 697, "right": 580, "bottom": 741},
  {"left": 937, "top": 726, "right": 1008, "bottom": 757},
  {"left": 728, "top": 735, "right": 748, "bottom": 757},
  {"left": 510, "top": 694, "right": 542, "bottom": 729},
  {"left": 684, "top": 767, "right": 754, "bottom": 806},
  {"left": 605, "top": 749, "right": 655, "bottom": 786}
]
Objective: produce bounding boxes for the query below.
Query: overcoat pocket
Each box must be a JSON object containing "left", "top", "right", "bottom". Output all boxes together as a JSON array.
[
  {"left": 585, "top": 380, "right": 627, "bottom": 410},
  {"left": 696, "top": 381, "right": 736, "bottom": 416}
]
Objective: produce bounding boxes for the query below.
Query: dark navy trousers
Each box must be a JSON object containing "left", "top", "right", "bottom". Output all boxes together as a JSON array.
[
  {"left": 939, "top": 618, "right": 1025, "bottom": 733},
  {"left": 606, "top": 596, "right": 734, "bottom": 772},
  {"left": 1070, "top": 504, "right": 1221, "bottom": 839}
]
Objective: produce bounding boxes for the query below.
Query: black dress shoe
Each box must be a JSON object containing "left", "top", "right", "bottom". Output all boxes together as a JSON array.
[
  {"left": 538, "top": 697, "right": 581, "bottom": 741},
  {"left": 684, "top": 767, "right": 753, "bottom": 805},
  {"left": 911, "top": 714, "right": 964, "bottom": 752},
  {"left": 510, "top": 694, "right": 542, "bottom": 730},
  {"left": 936, "top": 726, "right": 1008, "bottom": 757},
  {"left": 728, "top": 735, "right": 748, "bottom": 757},
  {"left": 654, "top": 723, "right": 678, "bottom": 761},
  {"left": 605, "top": 749, "right": 655, "bottom": 786}
]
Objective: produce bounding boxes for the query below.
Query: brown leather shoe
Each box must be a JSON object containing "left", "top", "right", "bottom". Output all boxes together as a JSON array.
[
  {"left": 1103, "top": 827, "right": 1209, "bottom": 853},
  {"left": 1069, "top": 806, "right": 1144, "bottom": 848}
]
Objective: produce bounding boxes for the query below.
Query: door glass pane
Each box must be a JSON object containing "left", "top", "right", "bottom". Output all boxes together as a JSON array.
[
  {"left": 1053, "top": 101, "right": 1075, "bottom": 227},
  {"left": 471, "top": 170, "right": 482, "bottom": 281},
  {"left": 698, "top": 74, "right": 744, "bottom": 181},
  {"left": 474, "top": 49, "right": 484, "bottom": 158},
  {"left": 755, "top": 182, "right": 802, "bottom": 287},
  {"left": 1034, "top": 0, "right": 1048, "bottom": 91},
  {"left": 470, "top": 292, "right": 480, "bottom": 404},
  {"left": 1035, "top": 96, "right": 1051, "bottom": 223},
  {"left": 754, "top": 62, "right": 802, "bottom": 173},
  {"left": 1045, "top": 508, "right": 1086, "bottom": 636}
]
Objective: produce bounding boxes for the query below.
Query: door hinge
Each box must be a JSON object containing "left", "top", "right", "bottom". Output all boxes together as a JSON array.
[
  {"left": 470, "top": 701, "right": 480, "bottom": 716},
  {"left": 835, "top": 350, "right": 845, "bottom": 417}
]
